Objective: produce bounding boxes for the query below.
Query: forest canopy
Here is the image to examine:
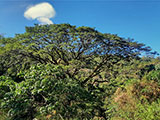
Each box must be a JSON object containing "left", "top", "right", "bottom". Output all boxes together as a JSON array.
[
  {"left": 0, "top": 24, "right": 159, "bottom": 120},
  {"left": 0, "top": 24, "right": 157, "bottom": 80}
]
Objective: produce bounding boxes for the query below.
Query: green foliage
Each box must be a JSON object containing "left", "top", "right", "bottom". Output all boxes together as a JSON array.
[
  {"left": 0, "top": 109, "right": 8, "bottom": 120},
  {"left": 0, "top": 24, "right": 156, "bottom": 84},
  {"left": 134, "top": 100, "right": 160, "bottom": 120},
  {"left": 0, "top": 24, "right": 159, "bottom": 120},
  {"left": 0, "top": 76, "right": 15, "bottom": 99},
  {"left": 155, "top": 63, "right": 160, "bottom": 70},
  {"left": 111, "top": 69, "right": 160, "bottom": 120},
  {"left": 112, "top": 99, "right": 160, "bottom": 120},
  {"left": 0, "top": 64, "right": 106, "bottom": 120},
  {"left": 146, "top": 70, "right": 160, "bottom": 83}
]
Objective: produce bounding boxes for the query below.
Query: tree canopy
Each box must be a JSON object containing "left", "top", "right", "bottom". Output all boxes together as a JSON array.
[
  {"left": 0, "top": 24, "right": 157, "bottom": 84},
  {"left": 0, "top": 24, "right": 159, "bottom": 120}
]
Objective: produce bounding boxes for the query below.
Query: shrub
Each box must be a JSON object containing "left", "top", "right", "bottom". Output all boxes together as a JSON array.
[
  {"left": 0, "top": 64, "right": 104, "bottom": 120},
  {"left": 111, "top": 76, "right": 160, "bottom": 120}
]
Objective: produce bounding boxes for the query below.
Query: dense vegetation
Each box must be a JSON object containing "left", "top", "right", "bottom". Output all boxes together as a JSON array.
[{"left": 0, "top": 24, "right": 159, "bottom": 120}]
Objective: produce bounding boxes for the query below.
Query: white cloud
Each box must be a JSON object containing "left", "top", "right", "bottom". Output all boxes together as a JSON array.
[
  {"left": 24, "top": 2, "right": 56, "bottom": 24},
  {"left": 37, "top": 17, "right": 53, "bottom": 24}
]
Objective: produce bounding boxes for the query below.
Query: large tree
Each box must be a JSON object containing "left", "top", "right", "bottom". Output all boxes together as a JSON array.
[
  {"left": 0, "top": 24, "right": 159, "bottom": 119},
  {"left": 0, "top": 24, "right": 157, "bottom": 84}
]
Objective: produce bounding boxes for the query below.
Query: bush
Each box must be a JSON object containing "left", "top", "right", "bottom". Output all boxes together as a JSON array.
[
  {"left": 146, "top": 69, "right": 160, "bottom": 84},
  {"left": 111, "top": 75, "right": 160, "bottom": 120},
  {"left": 0, "top": 64, "right": 104, "bottom": 120}
]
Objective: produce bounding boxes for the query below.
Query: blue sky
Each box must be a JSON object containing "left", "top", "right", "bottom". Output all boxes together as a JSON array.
[{"left": 0, "top": 0, "right": 160, "bottom": 54}]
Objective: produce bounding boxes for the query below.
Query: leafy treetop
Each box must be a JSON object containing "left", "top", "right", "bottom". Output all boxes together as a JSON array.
[{"left": 0, "top": 24, "right": 157, "bottom": 84}]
